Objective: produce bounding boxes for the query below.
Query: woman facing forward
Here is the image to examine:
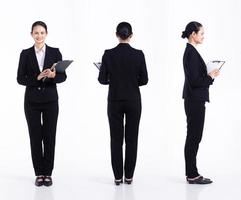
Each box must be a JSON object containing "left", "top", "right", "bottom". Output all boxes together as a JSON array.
[{"left": 17, "top": 21, "right": 67, "bottom": 186}]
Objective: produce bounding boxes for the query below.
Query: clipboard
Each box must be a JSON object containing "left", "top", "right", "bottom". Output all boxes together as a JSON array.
[
  {"left": 93, "top": 62, "right": 101, "bottom": 70},
  {"left": 42, "top": 60, "right": 73, "bottom": 82},
  {"left": 53, "top": 60, "right": 73, "bottom": 73},
  {"left": 206, "top": 60, "right": 225, "bottom": 73}
]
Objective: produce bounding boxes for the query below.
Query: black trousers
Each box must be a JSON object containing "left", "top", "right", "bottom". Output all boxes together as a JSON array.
[
  {"left": 108, "top": 100, "right": 141, "bottom": 180},
  {"left": 24, "top": 100, "right": 59, "bottom": 176},
  {"left": 184, "top": 99, "right": 205, "bottom": 178}
]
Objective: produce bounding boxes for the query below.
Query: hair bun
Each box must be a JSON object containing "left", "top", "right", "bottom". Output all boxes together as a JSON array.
[
  {"left": 181, "top": 21, "right": 202, "bottom": 39},
  {"left": 119, "top": 27, "right": 129, "bottom": 37},
  {"left": 181, "top": 31, "right": 187, "bottom": 39},
  {"left": 116, "top": 22, "right": 132, "bottom": 40}
]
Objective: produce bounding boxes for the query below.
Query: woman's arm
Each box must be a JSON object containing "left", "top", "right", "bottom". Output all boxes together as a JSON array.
[
  {"left": 17, "top": 50, "right": 40, "bottom": 86},
  {"left": 51, "top": 48, "right": 67, "bottom": 83},
  {"left": 185, "top": 51, "right": 213, "bottom": 88},
  {"left": 138, "top": 51, "right": 148, "bottom": 86},
  {"left": 98, "top": 50, "right": 110, "bottom": 85}
]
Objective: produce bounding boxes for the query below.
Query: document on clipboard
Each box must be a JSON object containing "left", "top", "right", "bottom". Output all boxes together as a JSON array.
[
  {"left": 93, "top": 62, "right": 101, "bottom": 70},
  {"left": 206, "top": 60, "right": 225, "bottom": 73}
]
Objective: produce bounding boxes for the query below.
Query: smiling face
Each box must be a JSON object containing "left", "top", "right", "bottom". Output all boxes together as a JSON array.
[
  {"left": 191, "top": 26, "right": 204, "bottom": 44},
  {"left": 31, "top": 25, "right": 47, "bottom": 46}
]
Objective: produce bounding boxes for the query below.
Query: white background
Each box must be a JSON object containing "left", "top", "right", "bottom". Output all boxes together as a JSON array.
[{"left": 0, "top": 0, "right": 241, "bottom": 199}]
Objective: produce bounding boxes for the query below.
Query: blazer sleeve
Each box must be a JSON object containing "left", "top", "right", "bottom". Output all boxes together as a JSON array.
[
  {"left": 52, "top": 48, "right": 67, "bottom": 83},
  {"left": 185, "top": 51, "right": 213, "bottom": 88},
  {"left": 17, "top": 50, "right": 41, "bottom": 86},
  {"left": 138, "top": 51, "right": 148, "bottom": 86},
  {"left": 98, "top": 50, "right": 109, "bottom": 85}
]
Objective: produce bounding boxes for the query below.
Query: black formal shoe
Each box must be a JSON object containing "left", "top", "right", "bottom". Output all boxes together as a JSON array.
[
  {"left": 186, "top": 176, "right": 211, "bottom": 181},
  {"left": 200, "top": 176, "right": 211, "bottom": 181},
  {"left": 124, "top": 178, "right": 133, "bottom": 185},
  {"left": 187, "top": 176, "right": 213, "bottom": 184},
  {"left": 114, "top": 179, "right": 123, "bottom": 186},
  {"left": 35, "top": 176, "right": 44, "bottom": 187},
  {"left": 43, "top": 176, "right": 53, "bottom": 186}
]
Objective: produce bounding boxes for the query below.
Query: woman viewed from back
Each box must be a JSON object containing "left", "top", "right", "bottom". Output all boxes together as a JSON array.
[{"left": 98, "top": 22, "right": 148, "bottom": 185}]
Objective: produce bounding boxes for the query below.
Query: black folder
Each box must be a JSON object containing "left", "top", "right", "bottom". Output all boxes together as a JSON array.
[
  {"left": 54, "top": 60, "right": 73, "bottom": 73},
  {"left": 42, "top": 60, "right": 73, "bottom": 82}
]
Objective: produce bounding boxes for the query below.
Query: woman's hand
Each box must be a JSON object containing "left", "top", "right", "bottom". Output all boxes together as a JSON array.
[
  {"left": 37, "top": 68, "right": 56, "bottom": 80},
  {"left": 37, "top": 70, "right": 48, "bottom": 80},
  {"left": 208, "top": 68, "right": 220, "bottom": 79},
  {"left": 44, "top": 68, "right": 56, "bottom": 78}
]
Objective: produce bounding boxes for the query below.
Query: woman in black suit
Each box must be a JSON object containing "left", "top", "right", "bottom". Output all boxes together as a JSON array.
[
  {"left": 17, "top": 21, "right": 66, "bottom": 186},
  {"left": 98, "top": 22, "right": 148, "bottom": 185},
  {"left": 182, "top": 21, "right": 219, "bottom": 184}
]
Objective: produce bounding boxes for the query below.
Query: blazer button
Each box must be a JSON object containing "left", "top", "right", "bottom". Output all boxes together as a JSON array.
[{"left": 38, "top": 87, "right": 41, "bottom": 90}]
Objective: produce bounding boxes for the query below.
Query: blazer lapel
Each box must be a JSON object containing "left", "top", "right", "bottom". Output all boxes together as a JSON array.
[
  {"left": 30, "top": 46, "right": 41, "bottom": 73},
  {"left": 188, "top": 44, "right": 207, "bottom": 72},
  {"left": 196, "top": 51, "right": 208, "bottom": 73}
]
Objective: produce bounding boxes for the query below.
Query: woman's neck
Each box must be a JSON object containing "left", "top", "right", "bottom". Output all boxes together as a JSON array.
[
  {"left": 34, "top": 43, "right": 45, "bottom": 50},
  {"left": 119, "top": 40, "right": 129, "bottom": 44},
  {"left": 118, "top": 37, "right": 130, "bottom": 43},
  {"left": 188, "top": 39, "right": 197, "bottom": 47}
]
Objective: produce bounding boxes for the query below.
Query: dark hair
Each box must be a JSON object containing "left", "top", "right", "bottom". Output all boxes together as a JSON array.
[
  {"left": 31, "top": 21, "right": 48, "bottom": 33},
  {"left": 181, "top": 21, "right": 202, "bottom": 39},
  {"left": 116, "top": 22, "right": 133, "bottom": 40}
]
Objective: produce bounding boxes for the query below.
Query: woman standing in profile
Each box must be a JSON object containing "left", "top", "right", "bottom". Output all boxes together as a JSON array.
[
  {"left": 182, "top": 21, "right": 219, "bottom": 184},
  {"left": 98, "top": 22, "right": 148, "bottom": 185},
  {"left": 17, "top": 21, "right": 66, "bottom": 186}
]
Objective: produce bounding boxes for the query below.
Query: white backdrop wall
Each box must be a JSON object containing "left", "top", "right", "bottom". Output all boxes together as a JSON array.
[{"left": 0, "top": 0, "right": 241, "bottom": 189}]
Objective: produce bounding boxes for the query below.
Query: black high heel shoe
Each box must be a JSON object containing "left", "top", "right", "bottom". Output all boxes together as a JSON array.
[
  {"left": 114, "top": 179, "right": 123, "bottom": 185},
  {"left": 124, "top": 178, "right": 133, "bottom": 185}
]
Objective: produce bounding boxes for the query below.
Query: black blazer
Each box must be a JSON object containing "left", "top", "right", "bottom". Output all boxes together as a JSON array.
[
  {"left": 98, "top": 43, "right": 148, "bottom": 101},
  {"left": 182, "top": 43, "right": 213, "bottom": 102},
  {"left": 17, "top": 45, "right": 67, "bottom": 103}
]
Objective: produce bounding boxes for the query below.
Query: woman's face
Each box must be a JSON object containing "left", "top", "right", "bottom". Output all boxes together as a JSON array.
[
  {"left": 31, "top": 25, "right": 47, "bottom": 45},
  {"left": 192, "top": 27, "right": 204, "bottom": 44}
]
